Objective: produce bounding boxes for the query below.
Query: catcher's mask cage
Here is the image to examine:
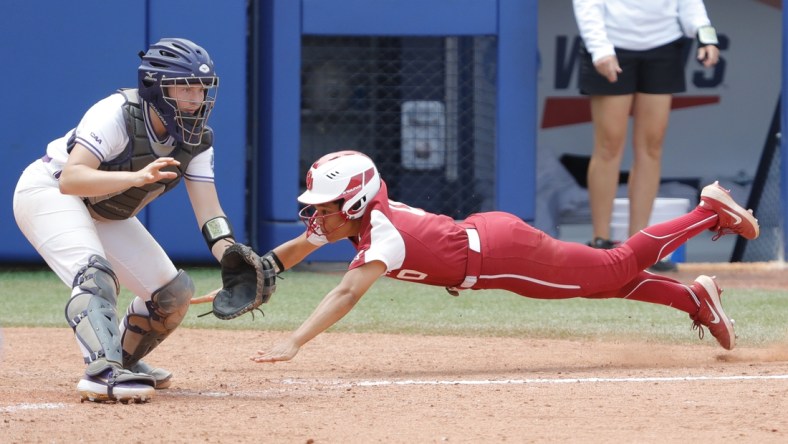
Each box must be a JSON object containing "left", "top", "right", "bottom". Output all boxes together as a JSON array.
[{"left": 138, "top": 37, "right": 219, "bottom": 146}]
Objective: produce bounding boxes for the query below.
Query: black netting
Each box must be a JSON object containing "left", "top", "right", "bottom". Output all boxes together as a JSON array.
[
  {"left": 300, "top": 35, "right": 497, "bottom": 219},
  {"left": 741, "top": 142, "right": 782, "bottom": 261},
  {"left": 736, "top": 139, "right": 783, "bottom": 262},
  {"left": 732, "top": 100, "right": 783, "bottom": 262}
]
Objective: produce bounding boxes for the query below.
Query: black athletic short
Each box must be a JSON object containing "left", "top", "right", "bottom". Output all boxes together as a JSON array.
[{"left": 578, "top": 38, "right": 688, "bottom": 95}]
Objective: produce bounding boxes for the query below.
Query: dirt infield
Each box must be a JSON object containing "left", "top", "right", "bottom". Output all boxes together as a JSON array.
[{"left": 1, "top": 263, "right": 787, "bottom": 443}]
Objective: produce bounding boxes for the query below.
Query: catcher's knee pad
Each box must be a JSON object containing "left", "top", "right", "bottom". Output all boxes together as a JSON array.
[
  {"left": 64, "top": 255, "right": 124, "bottom": 364},
  {"left": 121, "top": 270, "right": 194, "bottom": 366}
]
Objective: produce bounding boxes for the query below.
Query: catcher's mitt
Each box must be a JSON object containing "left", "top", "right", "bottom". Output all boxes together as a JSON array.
[{"left": 212, "top": 243, "right": 277, "bottom": 320}]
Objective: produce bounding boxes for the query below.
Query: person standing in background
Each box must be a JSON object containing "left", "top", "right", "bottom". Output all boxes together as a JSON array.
[{"left": 572, "top": 0, "right": 720, "bottom": 271}]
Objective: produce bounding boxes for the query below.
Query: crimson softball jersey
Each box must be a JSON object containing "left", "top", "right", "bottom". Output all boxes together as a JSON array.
[{"left": 343, "top": 181, "right": 718, "bottom": 306}]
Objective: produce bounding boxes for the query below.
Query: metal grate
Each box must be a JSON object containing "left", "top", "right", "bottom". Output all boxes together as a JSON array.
[{"left": 300, "top": 35, "right": 498, "bottom": 218}]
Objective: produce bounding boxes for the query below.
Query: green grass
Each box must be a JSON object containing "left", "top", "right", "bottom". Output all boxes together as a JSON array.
[{"left": 1, "top": 266, "right": 786, "bottom": 347}]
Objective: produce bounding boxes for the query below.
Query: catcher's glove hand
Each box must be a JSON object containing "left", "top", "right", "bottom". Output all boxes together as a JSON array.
[{"left": 212, "top": 243, "right": 277, "bottom": 320}]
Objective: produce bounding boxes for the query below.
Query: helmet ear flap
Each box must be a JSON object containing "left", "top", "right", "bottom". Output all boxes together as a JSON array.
[
  {"left": 346, "top": 195, "right": 368, "bottom": 218},
  {"left": 349, "top": 198, "right": 363, "bottom": 212}
]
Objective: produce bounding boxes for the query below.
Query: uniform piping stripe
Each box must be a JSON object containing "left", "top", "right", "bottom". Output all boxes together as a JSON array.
[
  {"left": 479, "top": 274, "right": 581, "bottom": 289},
  {"left": 74, "top": 137, "right": 104, "bottom": 161},
  {"left": 638, "top": 215, "right": 716, "bottom": 263}
]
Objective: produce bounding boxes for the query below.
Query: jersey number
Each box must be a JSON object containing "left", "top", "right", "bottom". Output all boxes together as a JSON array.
[{"left": 388, "top": 201, "right": 427, "bottom": 282}]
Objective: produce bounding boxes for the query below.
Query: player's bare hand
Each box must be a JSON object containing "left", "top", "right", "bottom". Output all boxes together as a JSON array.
[
  {"left": 594, "top": 55, "right": 622, "bottom": 83},
  {"left": 697, "top": 45, "right": 719, "bottom": 68},
  {"left": 251, "top": 339, "right": 300, "bottom": 363},
  {"left": 138, "top": 157, "right": 180, "bottom": 184}
]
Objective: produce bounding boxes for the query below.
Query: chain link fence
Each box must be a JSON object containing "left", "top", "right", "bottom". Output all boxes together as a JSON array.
[
  {"left": 731, "top": 102, "right": 783, "bottom": 262},
  {"left": 733, "top": 140, "right": 783, "bottom": 262},
  {"left": 300, "top": 35, "right": 498, "bottom": 218}
]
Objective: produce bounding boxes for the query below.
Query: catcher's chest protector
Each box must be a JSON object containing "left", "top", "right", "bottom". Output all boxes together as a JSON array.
[{"left": 76, "top": 89, "right": 213, "bottom": 220}]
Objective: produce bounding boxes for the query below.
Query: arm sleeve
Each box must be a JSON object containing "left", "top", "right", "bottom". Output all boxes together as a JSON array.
[
  {"left": 349, "top": 210, "right": 405, "bottom": 272},
  {"left": 677, "top": 0, "right": 712, "bottom": 37},
  {"left": 573, "top": 0, "right": 615, "bottom": 63},
  {"left": 184, "top": 147, "right": 216, "bottom": 183},
  {"left": 73, "top": 95, "right": 129, "bottom": 162}
]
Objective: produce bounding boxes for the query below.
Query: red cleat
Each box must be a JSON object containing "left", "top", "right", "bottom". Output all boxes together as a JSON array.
[
  {"left": 699, "top": 181, "right": 759, "bottom": 240},
  {"left": 689, "top": 275, "right": 735, "bottom": 350}
]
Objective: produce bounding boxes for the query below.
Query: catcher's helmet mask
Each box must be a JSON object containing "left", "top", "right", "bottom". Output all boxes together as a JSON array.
[{"left": 138, "top": 38, "right": 219, "bottom": 146}]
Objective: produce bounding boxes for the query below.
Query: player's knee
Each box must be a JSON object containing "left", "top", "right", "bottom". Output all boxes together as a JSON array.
[
  {"left": 149, "top": 270, "right": 194, "bottom": 331},
  {"left": 121, "top": 270, "right": 194, "bottom": 366},
  {"left": 71, "top": 255, "right": 119, "bottom": 299},
  {"left": 65, "top": 255, "right": 120, "bottom": 328}
]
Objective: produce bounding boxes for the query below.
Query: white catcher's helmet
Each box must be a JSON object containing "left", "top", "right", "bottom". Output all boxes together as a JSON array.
[{"left": 298, "top": 150, "right": 381, "bottom": 219}]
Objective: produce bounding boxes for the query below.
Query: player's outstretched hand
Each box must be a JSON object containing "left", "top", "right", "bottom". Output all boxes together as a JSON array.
[
  {"left": 251, "top": 339, "right": 300, "bottom": 363},
  {"left": 139, "top": 157, "right": 180, "bottom": 185}
]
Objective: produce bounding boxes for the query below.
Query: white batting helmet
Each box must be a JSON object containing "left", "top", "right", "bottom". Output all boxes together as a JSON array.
[{"left": 298, "top": 150, "right": 381, "bottom": 219}]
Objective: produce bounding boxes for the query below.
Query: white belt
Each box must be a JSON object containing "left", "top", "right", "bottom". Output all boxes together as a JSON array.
[
  {"left": 466, "top": 227, "right": 480, "bottom": 253},
  {"left": 459, "top": 228, "right": 481, "bottom": 289}
]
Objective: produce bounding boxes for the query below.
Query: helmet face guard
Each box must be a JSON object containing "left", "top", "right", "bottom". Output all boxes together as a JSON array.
[
  {"left": 159, "top": 76, "right": 218, "bottom": 145},
  {"left": 297, "top": 205, "right": 350, "bottom": 240},
  {"left": 138, "top": 38, "right": 219, "bottom": 145}
]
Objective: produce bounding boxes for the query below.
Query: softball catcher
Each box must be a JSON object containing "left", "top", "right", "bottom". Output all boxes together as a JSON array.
[{"left": 13, "top": 38, "right": 240, "bottom": 403}]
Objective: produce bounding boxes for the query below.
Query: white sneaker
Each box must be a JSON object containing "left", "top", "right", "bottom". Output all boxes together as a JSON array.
[{"left": 77, "top": 366, "right": 155, "bottom": 403}]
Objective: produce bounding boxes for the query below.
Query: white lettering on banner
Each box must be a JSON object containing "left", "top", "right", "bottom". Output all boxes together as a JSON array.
[{"left": 395, "top": 269, "right": 428, "bottom": 281}]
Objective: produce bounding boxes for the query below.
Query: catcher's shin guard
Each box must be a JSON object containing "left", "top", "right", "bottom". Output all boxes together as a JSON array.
[
  {"left": 64, "top": 255, "right": 124, "bottom": 364},
  {"left": 121, "top": 270, "right": 194, "bottom": 367}
]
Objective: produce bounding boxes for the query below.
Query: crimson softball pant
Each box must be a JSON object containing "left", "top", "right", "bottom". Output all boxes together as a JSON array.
[{"left": 464, "top": 207, "right": 719, "bottom": 314}]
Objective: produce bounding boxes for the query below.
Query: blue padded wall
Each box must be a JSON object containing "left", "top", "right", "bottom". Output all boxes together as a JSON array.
[
  {"left": 1, "top": 0, "right": 248, "bottom": 263},
  {"left": 1, "top": 1, "right": 144, "bottom": 261},
  {"left": 144, "top": 0, "right": 248, "bottom": 262}
]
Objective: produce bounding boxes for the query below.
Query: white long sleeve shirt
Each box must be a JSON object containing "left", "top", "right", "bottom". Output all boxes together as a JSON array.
[{"left": 573, "top": 0, "right": 713, "bottom": 62}]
